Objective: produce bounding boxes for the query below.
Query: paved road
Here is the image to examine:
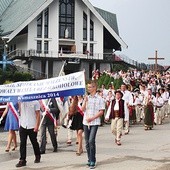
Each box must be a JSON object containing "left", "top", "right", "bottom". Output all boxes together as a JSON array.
[{"left": 0, "top": 118, "right": 170, "bottom": 170}]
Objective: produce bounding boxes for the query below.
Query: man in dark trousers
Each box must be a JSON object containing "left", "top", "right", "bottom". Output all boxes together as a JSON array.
[
  {"left": 39, "top": 98, "right": 60, "bottom": 154},
  {"left": 16, "top": 100, "right": 41, "bottom": 167}
]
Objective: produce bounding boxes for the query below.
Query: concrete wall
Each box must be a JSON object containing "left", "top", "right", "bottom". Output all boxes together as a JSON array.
[{"left": 53, "top": 60, "right": 65, "bottom": 77}]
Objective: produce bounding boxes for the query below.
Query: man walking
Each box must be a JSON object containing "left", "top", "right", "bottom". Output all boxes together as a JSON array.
[
  {"left": 39, "top": 98, "right": 59, "bottom": 154},
  {"left": 16, "top": 100, "right": 41, "bottom": 167},
  {"left": 82, "top": 80, "right": 105, "bottom": 169}
]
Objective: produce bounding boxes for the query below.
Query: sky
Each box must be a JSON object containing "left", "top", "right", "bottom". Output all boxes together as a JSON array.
[{"left": 89, "top": 0, "right": 170, "bottom": 66}]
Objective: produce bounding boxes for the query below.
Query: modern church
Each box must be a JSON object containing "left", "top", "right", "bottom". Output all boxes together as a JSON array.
[{"left": 0, "top": 0, "right": 127, "bottom": 79}]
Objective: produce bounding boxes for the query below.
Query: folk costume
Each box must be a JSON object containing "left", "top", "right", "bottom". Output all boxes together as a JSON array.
[{"left": 105, "top": 91, "right": 126, "bottom": 145}]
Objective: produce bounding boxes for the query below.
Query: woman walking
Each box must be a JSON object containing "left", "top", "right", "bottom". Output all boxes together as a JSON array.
[{"left": 0, "top": 101, "right": 19, "bottom": 152}]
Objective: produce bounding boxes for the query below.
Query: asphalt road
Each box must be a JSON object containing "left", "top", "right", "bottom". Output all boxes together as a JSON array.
[{"left": 0, "top": 117, "right": 170, "bottom": 170}]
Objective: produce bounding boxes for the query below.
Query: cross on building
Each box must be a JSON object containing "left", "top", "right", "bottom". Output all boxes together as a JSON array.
[
  {"left": 148, "top": 50, "right": 164, "bottom": 72},
  {"left": 0, "top": 53, "right": 13, "bottom": 71}
]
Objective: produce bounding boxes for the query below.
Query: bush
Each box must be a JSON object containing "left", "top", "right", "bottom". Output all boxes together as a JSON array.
[
  {"left": 0, "top": 69, "right": 33, "bottom": 84},
  {"left": 12, "top": 72, "right": 33, "bottom": 82},
  {"left": 97, "top": 73, "right": 123, "bottom": 90}
]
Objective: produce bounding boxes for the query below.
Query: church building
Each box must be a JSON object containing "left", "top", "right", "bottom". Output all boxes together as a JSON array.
[{"left": 0, "top": 0, "right": 127, "bottom": 79}]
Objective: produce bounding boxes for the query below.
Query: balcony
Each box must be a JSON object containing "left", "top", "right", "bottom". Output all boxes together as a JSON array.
[{"left": 6, "top": 49, "right": 145, "bottom": 70}]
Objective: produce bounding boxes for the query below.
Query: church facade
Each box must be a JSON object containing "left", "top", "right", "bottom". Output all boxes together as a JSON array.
[{"left": 0, "top": 0, "right": 127, "bottom": 79}]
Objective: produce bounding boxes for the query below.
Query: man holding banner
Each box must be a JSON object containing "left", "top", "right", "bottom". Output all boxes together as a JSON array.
[
  {"left": 0, "top": 71, "right": 86, "bottom": 167},
  {"left": 16, "top": 100, "right": 41, "bottom": 168},
  {"left": 39, "top": 98, "right": 60, "bottom": 154}
]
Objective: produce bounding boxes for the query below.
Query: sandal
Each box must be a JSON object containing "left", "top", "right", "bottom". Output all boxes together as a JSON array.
[
  {"left": 76, "top": 149, "right": 83, "bottom": 156},
  {"left": 12, "top": 146, "right": 17, "bottom": 151},
  {"left": 5, "top": 149, "right": 10, "bottom": 152},
  {"left": 116, "top": 141, "right": 121, "bottom": 146}
]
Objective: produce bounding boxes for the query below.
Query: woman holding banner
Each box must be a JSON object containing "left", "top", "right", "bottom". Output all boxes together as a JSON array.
[{"left": 0, "top": 101, "right": 19, "bottom": 152}]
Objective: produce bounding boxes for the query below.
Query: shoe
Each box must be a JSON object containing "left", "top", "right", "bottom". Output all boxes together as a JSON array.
[
  {"left": 5, "top": 149, "right": 10, "bottom": 152},
  {"left": 76, "top": 149, "right": 83, "bottom": 156},
  {"left": 53, "top": 148, "right": 58, "bottom": 152},
  {"left": 16, "top": 160, "right": 27, "bottom": 167},
  {"left": 62, "top": 124, "right": 67, "bottom": 128},
  {"left": 86, "top": 160, "right": 91, "bottom": 167},
  {"left": 90, "top": 162, "right": 96, "bottom": 169},
  {"left": 12, "top": 146, "right": 17, "bottom": 151},
  {"left": 125, "top": 130, "right": 129, "bottom": 135},
  {"left": 40, "top": 150, "right": 45, "bottom": 154},
  {"left": 67, "top": 141, "right": 72, "bottom": 145},
  {"left": 34, "top": 155, "right": 41, "bottom": 163},
  {"left": 116, "top": 141, "right": 121, "bottom": 146}
]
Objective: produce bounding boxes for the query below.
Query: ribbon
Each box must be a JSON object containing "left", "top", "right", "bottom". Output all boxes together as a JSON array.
[
  {"left": 8, "top": 102, "right": 19, "bottom": 123},
  {"left": 39, "top": 99, "right": 57, "bottom": 127}
]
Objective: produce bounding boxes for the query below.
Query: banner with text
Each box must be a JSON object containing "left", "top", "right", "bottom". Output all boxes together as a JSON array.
[{"left": 0, "top": 71, "right": 86, "bottom": 102}]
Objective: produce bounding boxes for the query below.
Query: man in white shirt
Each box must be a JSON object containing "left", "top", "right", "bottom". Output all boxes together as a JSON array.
[
  {"left": 16, "top": 100, "right": 41, "bottom": 168},
  {"left": 105, "top": 90, "right": 126, "bottom": 146},
  {"left": 153, "top": 92, "right": 164, "bottom": 125},
  {"left": 121, "top": 84, "right": 133, "bottom": 134}
]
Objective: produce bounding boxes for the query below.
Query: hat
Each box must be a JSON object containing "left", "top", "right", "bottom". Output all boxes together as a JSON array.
[
  {"left": 133, "top": 88, "right": 140, "bottom": 92},
  {"left": 114, "top": 90, "right": 123, "bottom": 97}
]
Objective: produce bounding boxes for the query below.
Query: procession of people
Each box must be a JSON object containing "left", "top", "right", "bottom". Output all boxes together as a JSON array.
[{"left": 0, "top": 69, "right": 170, "bottom": 169}]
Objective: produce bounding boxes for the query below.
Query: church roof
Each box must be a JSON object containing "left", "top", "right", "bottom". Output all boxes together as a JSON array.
[
  {"left": 0, "top": 0, "right": 54, "bottom": 38},
  {"left": 94, "top": 7, "right": 119, "bottom": 35},
  {"left": 0, "top": 0, "right": 12, "bottom": 16},
  {"left": 0, "top": 0, "right": 127, "bottom": 49}
]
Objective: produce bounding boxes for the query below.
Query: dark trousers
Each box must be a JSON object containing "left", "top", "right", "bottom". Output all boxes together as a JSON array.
[
  {"left": 40, "top": 124, "right": 58, "bottom": 152},
  {"left": 19, "top": 126, "right": 40, "bottom": 161},
  {"left": 83, "top": 125, "right": 98, "bottom": 164}
]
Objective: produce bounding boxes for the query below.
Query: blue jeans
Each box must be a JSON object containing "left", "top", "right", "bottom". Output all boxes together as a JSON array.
[{"left": 83, "top": 125, "right": 98, "bottom": 163}]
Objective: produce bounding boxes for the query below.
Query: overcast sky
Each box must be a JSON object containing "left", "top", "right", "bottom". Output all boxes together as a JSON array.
[{"left": 89, "top": 0, "right": 170, "bottom": 66}]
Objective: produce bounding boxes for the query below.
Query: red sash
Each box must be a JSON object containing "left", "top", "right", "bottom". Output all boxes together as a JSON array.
[
  {"left": 39, "top": 100, "right": 57, "bottom": 126},
  {"left": 77, "top": 106, "right": 84, "bottom": 116},
  {"left": 8, "top": 102, "right": 19, "bottom": 123}
]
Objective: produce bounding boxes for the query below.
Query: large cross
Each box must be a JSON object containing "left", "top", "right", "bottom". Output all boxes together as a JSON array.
[
  {"left": 0, "top": 52, "right": 13, "bottom": 71},
  {"left": 148, "top": 50, "right": 164, "bottom": 72}
]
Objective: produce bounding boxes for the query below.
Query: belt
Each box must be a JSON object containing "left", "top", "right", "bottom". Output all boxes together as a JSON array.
[
  {"left": 156, "top": 106, "right": 162, "bottom": 108},
  {"left": 114, "top": 110, "right": 119, "bottom": 117}
]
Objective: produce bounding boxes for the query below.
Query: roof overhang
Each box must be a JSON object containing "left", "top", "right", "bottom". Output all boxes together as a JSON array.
[
  {"left": 82, "top": 0, "right": 128, "bottom": 49},
  {"left": 5, "top": 0, "right": 54, "bottom": 43}
]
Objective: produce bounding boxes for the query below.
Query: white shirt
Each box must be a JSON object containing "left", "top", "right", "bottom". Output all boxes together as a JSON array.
[
  {"left": 114, "top": 99, "right": 119, "bottom": 110},
  {"left": 161, "top": 92, "right": 169, "bottom": 102},
  {"left": 153, "top": 96, "right": 164, "bottom": 107},
  {"left": 20, "top": 100, "right": 40, "bottom": 129}
]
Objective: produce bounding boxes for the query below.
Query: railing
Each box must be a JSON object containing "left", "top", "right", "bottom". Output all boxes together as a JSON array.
[{"left": 7, "top": 49, "right": 145, "bottom": 70}]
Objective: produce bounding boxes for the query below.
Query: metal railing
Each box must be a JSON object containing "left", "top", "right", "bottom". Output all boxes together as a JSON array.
[{"left": 7, "top": 49, "right": 145, "bottom": 70}]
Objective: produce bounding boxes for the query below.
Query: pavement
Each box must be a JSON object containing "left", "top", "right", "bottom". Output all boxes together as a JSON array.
[{"left": 1, "top": 117, "right": 170, "bottom": 170}]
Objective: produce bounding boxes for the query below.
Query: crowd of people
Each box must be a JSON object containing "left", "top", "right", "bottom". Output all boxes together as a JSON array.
[{"left": 0, "top": 68, "right": 170, "bottom": 169}]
